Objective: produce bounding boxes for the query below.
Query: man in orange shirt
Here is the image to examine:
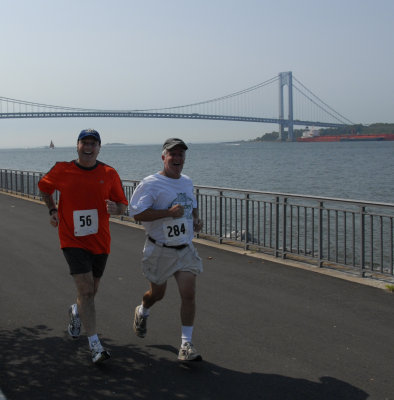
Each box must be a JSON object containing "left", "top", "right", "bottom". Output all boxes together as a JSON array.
[{"left": 38, "top": 129, "right": 128, "bottom": 364}]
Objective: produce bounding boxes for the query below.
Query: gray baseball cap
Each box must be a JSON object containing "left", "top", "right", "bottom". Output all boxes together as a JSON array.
[{"left": 162, "top": 138, "right": 188, "bottom": 150}]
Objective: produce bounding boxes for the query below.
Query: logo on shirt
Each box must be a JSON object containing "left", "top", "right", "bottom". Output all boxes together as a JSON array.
[{"left": 171, "top": 193, "right": 193, "bottom": 219}]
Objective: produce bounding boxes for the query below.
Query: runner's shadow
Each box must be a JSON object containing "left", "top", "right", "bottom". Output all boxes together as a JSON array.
[{"left": 0, "top": 326, "right": 368, "bottom": 400}]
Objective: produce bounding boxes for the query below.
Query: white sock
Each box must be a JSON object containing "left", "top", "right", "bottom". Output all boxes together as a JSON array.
[
  {"left": 139, "top": 303, "right": 150, "bottom": 317},
  {"left": 181, "top": 326, "right": 194, "bottom": 346},
  {"left": 88, "top": 334, "right": 100, "bottom": 349}
]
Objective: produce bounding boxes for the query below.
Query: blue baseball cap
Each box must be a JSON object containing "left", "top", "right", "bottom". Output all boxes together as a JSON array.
[{"left": 78, "top": 129, "right": 101, "bottom": 144}]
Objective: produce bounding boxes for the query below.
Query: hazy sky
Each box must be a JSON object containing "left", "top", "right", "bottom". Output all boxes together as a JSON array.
[{"left": 0, "top": 0, "right": 393, "bottom": 148}]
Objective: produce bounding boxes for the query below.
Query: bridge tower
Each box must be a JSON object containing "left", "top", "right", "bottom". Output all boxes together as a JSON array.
[{"left": 278, "top": 71, "right": 294, "bottom": 141}]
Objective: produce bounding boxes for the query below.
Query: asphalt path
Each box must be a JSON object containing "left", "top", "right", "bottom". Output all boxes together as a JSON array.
[{"left": 1, "top": 192, "right": 394, "bottom": 400}]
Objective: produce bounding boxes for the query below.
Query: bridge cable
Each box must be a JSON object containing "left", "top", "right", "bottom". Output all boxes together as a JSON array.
[
  {"left": 134, "top": 76, "right": 279, "bottom": 112},
  {"left": 293, "top": 76, "right": 354, "bottom": 125}
]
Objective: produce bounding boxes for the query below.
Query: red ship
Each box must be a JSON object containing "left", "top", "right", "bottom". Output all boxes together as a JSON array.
[{"left": 297, "top": 132, "right": 394, "bottom": 142}]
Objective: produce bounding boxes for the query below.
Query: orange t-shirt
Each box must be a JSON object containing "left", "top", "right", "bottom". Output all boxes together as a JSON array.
[{"left": 38, "top": 161, "right": 128, "bottom": 254}]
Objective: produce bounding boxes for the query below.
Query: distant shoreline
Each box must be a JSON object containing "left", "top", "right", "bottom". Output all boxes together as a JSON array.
[{"left": 0, "top": 141, "right": 237, "bottom": 150}]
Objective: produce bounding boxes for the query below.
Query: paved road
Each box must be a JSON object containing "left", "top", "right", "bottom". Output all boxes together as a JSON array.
[{"left": 1, "top": 192, "right": 394, "bottom": 400}]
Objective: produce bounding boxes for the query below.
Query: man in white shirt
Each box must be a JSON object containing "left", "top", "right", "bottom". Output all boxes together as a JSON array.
[{"left": 128, "top": 138, "right": 203, "bottom": 361}]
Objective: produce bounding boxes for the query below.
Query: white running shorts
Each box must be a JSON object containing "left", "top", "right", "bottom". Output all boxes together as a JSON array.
[{"left": 141, "top": 238, "right": 203, "bottom": 285}]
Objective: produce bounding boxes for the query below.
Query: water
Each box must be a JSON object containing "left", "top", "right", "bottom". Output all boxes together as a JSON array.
[{"left": 0, "top": 141, "right": 393, "bottom": 203}]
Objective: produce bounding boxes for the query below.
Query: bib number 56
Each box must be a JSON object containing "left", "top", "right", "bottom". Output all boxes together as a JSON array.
[
  {"left": 79, "top": 215, "right": 92, "bottom": 227},
  {"left": 73, "top": 209, "right": 98, "bottom": 236}
]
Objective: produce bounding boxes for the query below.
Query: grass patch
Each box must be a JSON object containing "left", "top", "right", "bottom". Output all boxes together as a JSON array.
[{"left": 385, "top": 284, "right": 394, "bottom": 292}]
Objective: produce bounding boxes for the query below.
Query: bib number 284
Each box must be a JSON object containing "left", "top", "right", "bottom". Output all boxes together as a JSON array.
[
  {"left": 167, "top": 223, "right": 186, "bottom": 237},
  {"left": 163, "top": 217, "right": 188, "bottom": 245}
]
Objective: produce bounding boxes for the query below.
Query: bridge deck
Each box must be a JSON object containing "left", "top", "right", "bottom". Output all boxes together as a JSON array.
[{"left": 0, "top": 192, "right": 393, "bottom": 400}]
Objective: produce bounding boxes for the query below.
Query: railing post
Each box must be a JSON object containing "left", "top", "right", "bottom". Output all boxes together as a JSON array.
[
  {"left": 219, "top": 191, "right": 223, "bottom": 244},
  {"left": 27, "top": 171, "right": 30, "bottom": 196},
  {"left": 391, "top": 218, "right": 393, "bottom": 275},
  {"left": 360, "top": 206, "right": 366, "bottom": 277},
  {"left": 318, "top": 201, "right": 323, "bottom": 267},
  {"left": 195, "top": 188, "right": 200, "bottom": 239},
  {"left": 282, "top": 197, "right": 287, "bottom": 259},
  {"left": 275, "top": 196, "right": 280, "bottom": 257},
  {"left": 245, "top": 193, "right": 250, "bottom": 250},
  {"left": 20, "top": 171, "right": 24, "bottom": 195}
]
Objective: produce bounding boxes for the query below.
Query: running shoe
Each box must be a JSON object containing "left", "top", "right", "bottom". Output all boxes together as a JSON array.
[
  {"left": 91, "top": 341, "right": 111, "bottom": 364},
  {"left": 133, "top": 305, "right": 148, "bottom": 338},
  {"left": 177, "top": 342, "right": 202, "bottom": 362},
  {"left": 67, "top": 304, "right": 81, "bottom": 339}
]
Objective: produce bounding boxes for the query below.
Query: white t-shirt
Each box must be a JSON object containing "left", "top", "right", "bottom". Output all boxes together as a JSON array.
[{"left": 129, "top": 173, "right": 197, "bottom": 245}]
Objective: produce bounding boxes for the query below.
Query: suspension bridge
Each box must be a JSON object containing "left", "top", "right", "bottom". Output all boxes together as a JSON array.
[{"left": 0, "top": 71, "right": 353, "bottom": 141}]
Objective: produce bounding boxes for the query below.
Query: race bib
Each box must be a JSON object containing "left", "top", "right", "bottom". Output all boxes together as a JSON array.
[
  {"left": 73, "top": 209, "right": 98, "bottom": 237},
  {"left": 162, "top": 217, "right": 189, "bottom": 246}
]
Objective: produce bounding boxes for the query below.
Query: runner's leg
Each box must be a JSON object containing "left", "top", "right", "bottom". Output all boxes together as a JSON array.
[
  {"left": 174, "top": 271, "right": 196, "bottom": 326},
  {"left": 73, "top": 272, "right": 97, "bottom": 336}
]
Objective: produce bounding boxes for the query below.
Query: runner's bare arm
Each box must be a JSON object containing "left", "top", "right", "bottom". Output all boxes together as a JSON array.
[
  {"left": 40, "top": 190, "right": 56, "bottom": 211},
  {"left": 39, "top": 190, "right": 59, "bottom": 227},
  {"left": 192, "top": 208, "right": 203, "bottom": 232},
  {"left": 105, "top": 200, "right": 127, "bottom": 215},
  {"left": 133, "top": 204, "right": 184, "bottom": 222}
]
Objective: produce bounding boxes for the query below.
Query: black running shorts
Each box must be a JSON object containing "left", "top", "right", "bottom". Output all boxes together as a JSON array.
[{"left": 62, "top": 247, "right": 108, "bottom": 278}]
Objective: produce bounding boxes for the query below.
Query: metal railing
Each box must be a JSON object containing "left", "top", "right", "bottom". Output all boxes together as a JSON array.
[{"left": 1, "top": 168, "right": 393, "bottom": 280}]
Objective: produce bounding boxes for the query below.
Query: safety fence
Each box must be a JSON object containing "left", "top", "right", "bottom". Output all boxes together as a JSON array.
[{"left": 1, "top": 168, "right": 393, "bottom": 280}]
